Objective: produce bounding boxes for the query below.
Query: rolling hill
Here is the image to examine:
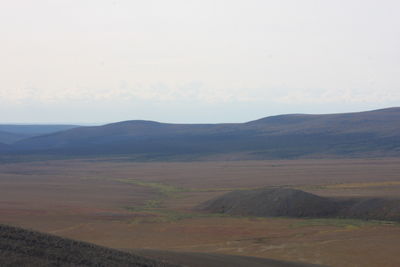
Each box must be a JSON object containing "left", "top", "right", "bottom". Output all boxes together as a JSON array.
[
  {"left": 0, "top": 125, "right": 79, "bottom": 144},
  {"left": 7, "top": 107, "right": 400, "bottom": 159},
  {"left": 0, "top": 124, "right": 79, "bottom": 135},
  {"left": 198, "top": 187, "right": 400, "bottom": 221},
  {"left": 0, "top": 142, "right": 9, "bottom": 150},
  {"left": 0, "top": 130, "right": 28, "bottom": 144},
  {"left": 198, "top": 188, "right": 341, "bottom": 218}
]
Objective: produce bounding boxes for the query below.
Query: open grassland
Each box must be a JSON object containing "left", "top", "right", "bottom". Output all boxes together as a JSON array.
[{"left": 1, "top": 158, "right": 400, "bottom": 266}]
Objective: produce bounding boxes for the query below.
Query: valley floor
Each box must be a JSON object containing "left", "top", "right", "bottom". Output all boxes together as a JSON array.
[{"left": 1, "top": 158, "right": 400, "bottom": 266}]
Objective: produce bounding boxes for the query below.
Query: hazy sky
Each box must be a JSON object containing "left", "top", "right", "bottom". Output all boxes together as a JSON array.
[{"left": 1, "top": 0, "right": 400, "bottom": 124}]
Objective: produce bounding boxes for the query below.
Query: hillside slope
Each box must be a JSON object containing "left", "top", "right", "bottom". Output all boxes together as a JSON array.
[
  {"left": 0, "top": 143, "right": 9, "bottom": 151},
  {"left": 0, "top": 224, "right": 176, "bottom": 267},
  {"left": 9, "top": 107, "right": 400, "bottom": 159},
  {"left": 199, "top": 187, "right": 400, "bottom": 221},
  {"left": 0, "top": 125, "right": 79, "bottom": 144},
  {"left": 0, "top": 130, "right": 28, "bottom": 144},
  {"left": 198, "top": 188, "right": 340, "bottom": 218},
  {"left": 0, "top": 124, "right": 79, "bottom": 136},
  {"left": 134, "top": 249, "right": 324, "bottom": 267},
  {"left": 0, "top": 224, "right": 323, "bottom": 267}
]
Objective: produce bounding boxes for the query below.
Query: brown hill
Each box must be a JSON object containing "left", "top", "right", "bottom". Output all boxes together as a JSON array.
[
  {"left": 198, "top": 188, "right": 340, "bottom": 218},
  {"left": 198, "top": 188, "right": 400, "bottom": 222},
  {"left": 340, "top": 198, "right": 400, "bottom": 221}
]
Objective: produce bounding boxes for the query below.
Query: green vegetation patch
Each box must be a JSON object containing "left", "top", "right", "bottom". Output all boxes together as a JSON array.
[
  {"left": 117, "top": 178, "right": 254, "bottom": 195},
  {"left": 125, "top": 209, "right": 229, "bottom": 224},
  {"left": 118, "top": 178, "right": 259, "bottom": 223},
  {"left": 118, "top": 178, "right": 234, "bottom": 222},
  {"left": 116, "top": 179, "right": 186, "bottom": 197}
]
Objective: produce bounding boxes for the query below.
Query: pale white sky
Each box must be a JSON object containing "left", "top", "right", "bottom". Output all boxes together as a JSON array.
[{"left": 1, "top": 0, "right": 399, "bottom": 123}]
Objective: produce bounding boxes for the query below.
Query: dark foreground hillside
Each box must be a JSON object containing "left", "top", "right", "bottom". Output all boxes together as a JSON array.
[
  {"left": 0, "top": 224, "right": 176, "bottom": 267},
  {"left": 199, "top": 188, "right": 400, "bottom": 222},
  {"left": 0, "top": 224, "right": 325, "bottom": 267}
]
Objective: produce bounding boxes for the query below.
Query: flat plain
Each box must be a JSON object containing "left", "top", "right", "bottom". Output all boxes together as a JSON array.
[{"left": 1, "top": 158, "right": 400, "bottom": 267}]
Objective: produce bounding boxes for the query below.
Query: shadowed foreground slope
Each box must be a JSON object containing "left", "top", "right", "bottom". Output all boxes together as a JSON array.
[
  {"left": 0, "top": 224, "right": 176, "bottom": 267},
  {"left": 0, "top": 224, "right": 325, "bottom": 267},
  {"left": 199, "top": 188, "right": 400, "bottom": 221}
]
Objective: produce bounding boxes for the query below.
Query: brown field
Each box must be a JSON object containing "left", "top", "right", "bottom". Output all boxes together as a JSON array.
[{"left": 1, "top": 158, "right": 400, "bottom": 266}]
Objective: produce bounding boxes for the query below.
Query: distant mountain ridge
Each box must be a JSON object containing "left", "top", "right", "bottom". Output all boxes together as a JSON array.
[
  {"left": 4, "top": 107, "right": 400, "bottom": 160},
  {"left": 0, "top": 224, "right": 177, "bottom": 267},
  {"left": 0, "top": 125, "right": 79, "bottom": 144},
  {"left": 0, "top": 130, "right": 28, "bottom": 144}
]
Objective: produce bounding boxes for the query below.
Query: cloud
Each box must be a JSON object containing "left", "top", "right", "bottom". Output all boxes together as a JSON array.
[
  {"left": 0, "top": 81, "right": 263, "bottom": 105},
  {"left": 1, "top": 83, "right": 399, "bottom": 109},
  {"left": 275, "top": 88, "right": 400, "bottom": 105}
]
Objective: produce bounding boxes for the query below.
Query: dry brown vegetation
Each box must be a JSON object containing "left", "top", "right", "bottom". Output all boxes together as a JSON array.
[{"left": 1, "top": 158, "right": 400, "bottom": 266}]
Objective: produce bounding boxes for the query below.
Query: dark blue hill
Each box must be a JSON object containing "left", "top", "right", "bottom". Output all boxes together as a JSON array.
[{"left": 7, "top": 108, "right": 400, "bottom": 160}]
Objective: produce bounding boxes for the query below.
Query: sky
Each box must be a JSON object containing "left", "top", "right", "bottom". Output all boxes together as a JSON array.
[{"left": 1, "top": 0, "right": 400, "bottom": 124}]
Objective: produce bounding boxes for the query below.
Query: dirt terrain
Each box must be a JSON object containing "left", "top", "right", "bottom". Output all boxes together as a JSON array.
[
  {"left": 133, "top": 249, "right": 324, "bottom": 267},
  {"left": 0, "top": 158, "right": 400, "bottom": 266}
]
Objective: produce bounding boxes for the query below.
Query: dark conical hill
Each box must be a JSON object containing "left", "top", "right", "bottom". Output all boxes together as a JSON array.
[
  {"left": 198, "top": 188, "right": 340, "bottom": 218},
  {"left": 339, "top": 198, "right": 400, "bottom": 221},
  {"left": 199, "top": 187, "right": 400, "bottom": 221}
]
